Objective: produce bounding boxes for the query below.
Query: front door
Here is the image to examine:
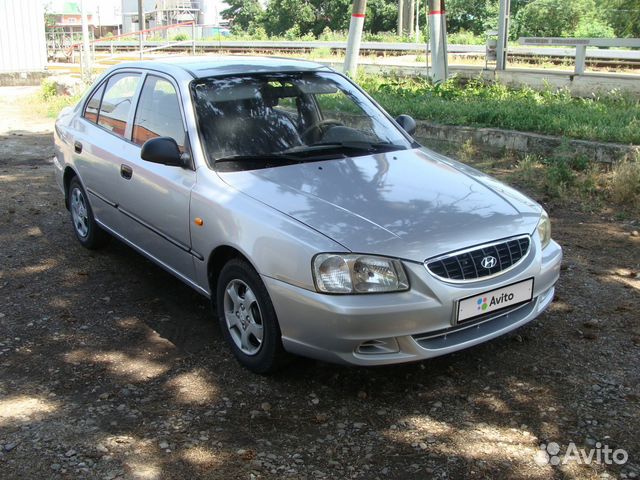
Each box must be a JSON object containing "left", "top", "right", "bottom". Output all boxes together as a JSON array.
[{"left": 114, "top": 73, "right": 196, "bottom": 282}]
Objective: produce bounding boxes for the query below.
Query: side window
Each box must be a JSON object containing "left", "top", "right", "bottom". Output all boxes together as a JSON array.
[
  {"left": 314, "top": 90, "right": 375, "bottom": 135},
  {"left": 132, "top": 76, "right": 185, "bottom": 150},
  {"left": 83, "top": 83, "right": 105, "bottom": 123},
  {"left": 97, "top": 73, "right": 141, "bottom": 137}
]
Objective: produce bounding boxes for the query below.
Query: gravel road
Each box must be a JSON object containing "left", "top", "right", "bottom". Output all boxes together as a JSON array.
[{"left": 0, "top": 86, "right": 638, "bottom": 480}]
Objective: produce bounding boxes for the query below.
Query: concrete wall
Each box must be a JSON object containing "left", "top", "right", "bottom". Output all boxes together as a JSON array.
[
  {"left": 0, "top": 0, "right": 47, "bottom": 73},
  {"left": 414, "top": 121, "right": 639, "bottom": 164}
]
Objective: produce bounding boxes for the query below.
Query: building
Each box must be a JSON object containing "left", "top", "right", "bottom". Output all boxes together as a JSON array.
[
  {"left": 0, "top": 0, "right": 47, "bottom": 74},
  {"left": 45, "top": 0, "right": 123, "bottom": 39},
  {"left": 121, "top": 0, "right": 227, "bottom": 34}
]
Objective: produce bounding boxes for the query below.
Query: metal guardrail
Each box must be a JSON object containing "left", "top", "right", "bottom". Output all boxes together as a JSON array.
[
  {"left": 65, "top": 21, "right": 198, "bottom": 77},
  {"left": 518, "top": 37, "right": 640, "bottom": 74}
]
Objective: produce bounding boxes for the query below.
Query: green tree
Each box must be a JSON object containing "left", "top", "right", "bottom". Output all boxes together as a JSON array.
[
  {"left": 221, "top": 0, "right": 264, "bottom": 32},
  {"left": 365, "top": 0, "right": 398, "bottom": 33},
  {"left": 264, "top": 0, "right": 316, "bottom": 36},
  {"left": 606, "top": 0, "right": 640, "bottom": 37},
  {"left": 514, "top": 0, "right": 581, "bottom": 37},
  {"left": 445, "top": 0, "right": 494, "bottom": 35},
  {"left": 573, "top": 16, "right": 615, "bottom": 38},
  {"left": 314, "top": 0, "right": 351, "bottom": 33}
]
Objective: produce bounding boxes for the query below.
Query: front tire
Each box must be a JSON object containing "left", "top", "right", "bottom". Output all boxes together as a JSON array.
[
  {"left": 216, "top": 259, "right": 289, "bottom": 374},
  {"left": 68, "top": 177, "right": 110, "bottom": 249}
]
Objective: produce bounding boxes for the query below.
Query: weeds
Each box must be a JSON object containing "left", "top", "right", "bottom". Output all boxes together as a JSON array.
[
  {"left": 359, "top": 75, "right": 640, "bottom": 145},
  {"left": 441, "top": 142, "right": 617, "bottom": 211},
  {"left": 611, "top": 158, "right": 640, "bottom": 206},
  {"left": 27, "top": 81, "right": 84, "bottom": 119},
  {"left": 40, "top": 79, "right": 58, "bottom": 100}
]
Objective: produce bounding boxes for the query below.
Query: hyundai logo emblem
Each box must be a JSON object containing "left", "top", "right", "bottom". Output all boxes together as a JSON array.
[{"left": 480, "top": 256, "right": 497, "bottom": 269}]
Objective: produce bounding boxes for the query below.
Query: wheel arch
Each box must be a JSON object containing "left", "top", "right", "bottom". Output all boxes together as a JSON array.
[
  {"left": 63, "top": 166, "right": 79, "bottom": 209},
  {"left": 207, "top": 245, "right": 258, "bottom": 303}
]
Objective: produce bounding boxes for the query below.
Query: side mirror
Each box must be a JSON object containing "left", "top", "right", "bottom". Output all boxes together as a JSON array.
[
  {"left": 395, "top": 114, "right": 417, "bottom": 136},
  {"left": 140, "top": 137, "right": 187, "bottom": 167}
]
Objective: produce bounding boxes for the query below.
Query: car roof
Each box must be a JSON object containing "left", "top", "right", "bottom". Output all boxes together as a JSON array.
[{"left": 111, "top": 55, "right": 333, "bottom": 79}]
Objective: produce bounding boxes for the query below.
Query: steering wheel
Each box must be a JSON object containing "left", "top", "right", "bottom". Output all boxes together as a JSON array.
[{"left": 301, "top": 119, "right": 344, "bottom": 144}]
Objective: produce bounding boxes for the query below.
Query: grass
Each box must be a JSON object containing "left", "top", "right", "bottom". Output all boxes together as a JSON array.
[
  {"left": 431, "top": 139, "right": 640, "bottom": 213},
  {"left": 28, "top": 80, "right": 83, "bottom": 118},
  {"left": 32, "top": 76, "right": 640, "bottom": 211},
  {"left": 359, "top": 75, "right": 640, "bottom": 145},
  {"left": 35, "top": 75, "right": 640, "bottom": 146}
]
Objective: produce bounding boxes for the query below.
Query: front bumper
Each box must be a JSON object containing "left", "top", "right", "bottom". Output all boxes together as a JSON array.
[{"left": 265, "top": 238, "right": 562, "bottom": 366}]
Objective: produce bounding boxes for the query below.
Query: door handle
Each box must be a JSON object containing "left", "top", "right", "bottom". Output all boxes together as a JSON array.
[
  {"left": 120, "top": 164, "right": 133, "bottom": 180},
  {"left": 74, "top": 141, "right": 83, "bottom": 153}
]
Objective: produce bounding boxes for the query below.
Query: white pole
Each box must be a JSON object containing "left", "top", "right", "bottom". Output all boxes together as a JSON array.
[
  {"left": 427, "top": 0, "right": 447, "bottom": 83},
  {"left": 344, "top": 0, "right": 367, "bottom": 76},
  {"left": 138, "top": 0, "right": 145, "bottom": 59},
  {"left": 496, "top": 0, "right": 510, "bottom": 70},
  {"left": 415, "top": 0, "right": 420, "bottom": 42},
  {"left": 80, "top": 0, "right": 91, "bottom": 81}
]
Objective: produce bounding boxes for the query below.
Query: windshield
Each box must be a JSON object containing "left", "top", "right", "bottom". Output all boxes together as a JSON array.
[{"left": 191, "top": 72, "right": 412, "bottom": 169}]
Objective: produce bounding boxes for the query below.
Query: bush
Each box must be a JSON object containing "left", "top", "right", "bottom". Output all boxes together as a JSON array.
[
  {"left": 611, "top": 159, "right": 640, "bottom": 205},
  {"left": 172, "top": 33, "right": 189, "bottom": 41},
  {"left": 514, "top": 0, "right": 580, "bottom": 37},
  {"left": 573, "top": 17, "right": 615, "bottom": 38},
  {"left": 448, "top": 30, "right": 484, "bottom": 45},
  {"left": 284, "top": 25, "right": 301, "bottom": 41},
  {"left": 318, "top": 28, "right": 347, "bottom": 42},
  {"left": 41, "top": 79, "right": 58, "bottom": 100}
]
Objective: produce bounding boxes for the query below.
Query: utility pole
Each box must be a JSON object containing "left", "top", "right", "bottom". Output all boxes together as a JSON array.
[
  {"left": 496, "top": 0, "right": 510, "bottom": 70},
  {"left": 405, "top": 0, "right": 414, "bottom": 37},
  {"left": 137, "top": 0, "right": 145, "bottom": 59},
  {"left": 80, "top": 0, "right": 91, "bottom": 82},
  {"left": 344, "top": 0, "right": 367, "bottom": 76},
  {"left": 397, "top": 0, "right": 404, "bottom": 36},
  {"left": 415, "top": 0, "right": 420, "bottom": 42},
  {"left": 427, "top": 0, "right": 447, "bottom": 82}
]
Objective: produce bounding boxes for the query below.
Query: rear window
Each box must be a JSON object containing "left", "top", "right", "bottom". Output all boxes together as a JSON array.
[
  {"left": 97, "top": 73, "right": 141, "bottom": 138},
  {"left": 83, "top": 83, "right": 105, "bottom": 123}
]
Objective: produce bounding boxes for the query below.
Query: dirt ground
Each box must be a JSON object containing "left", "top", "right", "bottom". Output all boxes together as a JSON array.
[{"left": 0, "top": 86, "right": 639, "bottom": 480}]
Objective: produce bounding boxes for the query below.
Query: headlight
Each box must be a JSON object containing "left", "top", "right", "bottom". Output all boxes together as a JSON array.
[
  {"left": 537, "top": 210, "right": 552, "bottom": 249},
  {"left": 312, "top": 254, "right": 409, "bottom": 294}
]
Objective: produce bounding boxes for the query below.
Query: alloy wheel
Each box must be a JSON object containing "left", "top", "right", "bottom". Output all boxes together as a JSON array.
[{"left": 223, "top": 279, "right": 264, "bottom": 355}]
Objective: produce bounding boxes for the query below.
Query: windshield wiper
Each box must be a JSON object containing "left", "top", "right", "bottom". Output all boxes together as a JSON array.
[
  {"left": 213, "top": 151, "right": 348, "bottom": 171},
  {"left": 214, "top": 152, "right": 303, "bottom": 164},
  {"left": 302, "top": 141, "right": 407, "bottom": 154},
  {"left": 213, "top": 152, "right": 305, "bottom": 171}
]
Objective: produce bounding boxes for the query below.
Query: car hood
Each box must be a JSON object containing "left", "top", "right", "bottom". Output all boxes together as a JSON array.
[{"left": 216, "top": 148, "right": 542, "bottom": 262}]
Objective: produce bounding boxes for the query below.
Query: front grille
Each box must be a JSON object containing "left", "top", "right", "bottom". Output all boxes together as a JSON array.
[{"left": 425, "top": 236, "right": 531, "bottom": 282}]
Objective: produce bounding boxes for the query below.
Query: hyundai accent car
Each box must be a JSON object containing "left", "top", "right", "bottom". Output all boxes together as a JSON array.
[{"left": 53, "top": 56, "right": 562, "bottom": 373}]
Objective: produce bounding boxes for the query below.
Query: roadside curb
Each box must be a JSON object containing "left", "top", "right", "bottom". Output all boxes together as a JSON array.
[{"left": 414, "top": 121, "right": 640, "bottom": 163}]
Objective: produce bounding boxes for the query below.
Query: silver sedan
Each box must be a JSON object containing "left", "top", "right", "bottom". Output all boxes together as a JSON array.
[{"left": 53, "top": 56, "right": 562, "bottom": 373}]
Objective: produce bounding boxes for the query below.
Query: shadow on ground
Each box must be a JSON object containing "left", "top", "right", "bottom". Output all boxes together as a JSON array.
[{"left": 0, "top": 131, "right": 638, "bottom": 479}]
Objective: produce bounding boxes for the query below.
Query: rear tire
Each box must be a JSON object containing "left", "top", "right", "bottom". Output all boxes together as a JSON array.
[
  {"left": 216, "top": 259, "right": 289, "bottom": 374},
  {"left": 68, "top": 177, "right": 110, "bottom": 250}
]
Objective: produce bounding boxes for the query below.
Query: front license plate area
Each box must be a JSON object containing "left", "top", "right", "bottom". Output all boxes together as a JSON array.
[{"left": 457, "top": 278, "right": 534, "bottom": 324}]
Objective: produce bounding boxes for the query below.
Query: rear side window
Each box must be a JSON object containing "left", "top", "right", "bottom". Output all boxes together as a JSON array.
[
  {"left": 83, "top": 83, "right": 105, "bottom": 123},
  {"left": 97, "top": 73, "right": 141, "bottom": 137},
  {"left": 132, "top": 76, "right": 185, "bottom": 150}
]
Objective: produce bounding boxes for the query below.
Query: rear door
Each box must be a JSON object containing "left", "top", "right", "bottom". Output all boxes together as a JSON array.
[
  {"left": 114, "top": 72, "right": 196, "bottom": 281},
  {"left": 74, "top": 71, "right": 142, "bottom": 231}
]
